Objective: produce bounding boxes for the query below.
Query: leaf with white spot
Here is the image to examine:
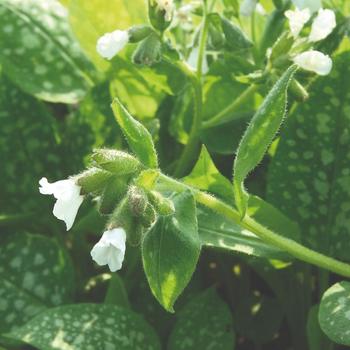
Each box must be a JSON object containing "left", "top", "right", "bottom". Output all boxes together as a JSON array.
[
  {"left": 7, "top": 304, "right": 161, "bottom": 350},
  {"left": 267, "top": 53, "right": 350, "bottom": 258},
  {"left": 168, "top": 288, "right": 235, "bottom": 350},
  {"left": 233, "top": 65, "right": 297, "bottom": 217},
  {"left": 0, "top": 0, "right": 94, "bottom": 103},
  {"left": 0, "top": 232, "right": 74, "bottom": 333},
  {"left": 319, "top": 281, "right": 350, "bottom": 346}
]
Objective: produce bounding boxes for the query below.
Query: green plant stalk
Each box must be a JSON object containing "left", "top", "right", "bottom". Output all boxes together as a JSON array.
[
  {"left": 173, "top": 1, "right": 209, "bottom": 177},
  {"left": 157, "top": 174, "right": 350, "bottom": 278},
  {"left": 202, "top": 84, "right": 259, "bottom": 129}
]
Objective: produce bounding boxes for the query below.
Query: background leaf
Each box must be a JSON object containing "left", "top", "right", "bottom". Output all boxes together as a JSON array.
[
  {"left": 319, "top": 281, "right": 350, "bottom": 346},
  {"left": 8, "top": 304, "right": 161, "bottom": 350},
  {"left": 233, "top": 65, "right": 297, "bottom": 216},
  {"left": 142, "top": 191, "right": 200, "bottom": 312},
  {"left": 167, "top": 288, "right": 235, "bottom": 350},
  {"left": 267, "top": 53, "right": 350, "bottom": 258},
  {"left": 0, "top": 0, "right": 93, "bottom": 103},
  {"left": 0, "top": 232, "right": 74, "bottom": 333}
]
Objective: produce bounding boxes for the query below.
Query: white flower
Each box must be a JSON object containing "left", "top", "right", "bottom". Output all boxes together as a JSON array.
[
  {"left": 293, "top": 50, "right": 332, "bottom": 75},
  {"left": 90, "top": 228, "right": 126, "bottom": 272},
  {"left": 96, "top": 30, "right": 129, "bottom": 60},
  {"left": 285, "top": 8, "right": 311, "bottom": 38},
  {"left": 173, "top": 3, "right": 194, "bottom": 30},
  {"left": 292, "top": 0, "right": 322, "bottom": 13},
  {"left": 155, "top": 0, "right": 174, "bottom": 22},
  {"left": 39, "top": 177, "right": 84, "bottom": 231},
  {"left": 309, "top": 8, "right": 336, "bottom": 42},
  {"left": 240, "top": 0, "right": 257, "bottom": 17}
]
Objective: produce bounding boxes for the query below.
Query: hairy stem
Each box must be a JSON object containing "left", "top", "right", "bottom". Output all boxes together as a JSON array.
[{"left": 157, "top": 174, "right": 350, "bottom": 278}]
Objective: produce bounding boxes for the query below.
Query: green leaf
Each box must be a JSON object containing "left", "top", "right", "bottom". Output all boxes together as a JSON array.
[
  {"left": 319, "top": 281, "right": 350, "bottom": 346},
  {"left": 112, "top": 98, "right": 158, "bottom": 168},
  {"left": 184, "top": 146, "right": 235, "bottom": 205},
  {"left": 69, "top": 0, "right": 146, "bottom": 71},
  {"left": 0, "top": 0, "right": 93, "bottom": 103},
  {"left": 8, "top": 304, "right": 161, "bottom": 350},
  {"left": 167, "top": 288, "right": 235, "bottom": 350},
  {"left": 307, "top": 305, "right": 333, "bottom": 350},
  {"left": 233, "top": 295, "right": 283, "bottom": 344},
  {"left": 0, "top": 76, "right": 61, "bottom": 213},
  {"left": 267, "top": 53, "right": 350, "bottom": 258},
  {"left": 0, "top": 233, "right": 74, "bottom": 333},
  {"left": 142, "top": 191, "right": 201, "bottom": 312},
  {"left": 221, "top": 16, "right": 252, "bottom": 51},
  {"left": 233, "top": 65, "right": 297, "bottom": 216},
  {"left": 198, "top": 206, "right": 291, "bottom": 260}
]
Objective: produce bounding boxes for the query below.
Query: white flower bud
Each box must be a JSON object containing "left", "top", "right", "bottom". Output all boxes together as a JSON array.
[
  {"left": 39, "top": 177, "right": 84, "bottom": 230},
  {"left": 293, "top": 50, "right": 332, "bottom": 75},
  {"left": 285, "top": 8, "right": 311, "bottom": 38},
  {"left": 309, "top": 8, "right": 336, "bottom": 42},
  {"left": 240, "top": 0, "right": 257, "bottom": 17},
  {"left": 155, "top": 0, "right": 174, "bottom": 22},
  {"left": 96, "top": 30, "right": 129, "bottom": 60},
  {"left": 292, "top": 0, "right": 322, "bottom": 13},
  {"left": 90, "top": 228, "right": 126, "bottom": 272}
]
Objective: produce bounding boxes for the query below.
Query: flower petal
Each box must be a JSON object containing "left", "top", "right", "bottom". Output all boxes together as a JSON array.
[
  {"left": 293, "top": 50, "right": 332, "bottom": 75},
  {"left": 96, "top": 30, "right": 129, "bottom": 60},
  {"left": 90, "top": 241, "right": 110, "bottom": 266},
  {"left": 285, "top": 8, "right": 311, "bottom": 38},
  {"left": 240, "top": 0, "right": 257, "bottom": 17},
  {"left": 309, "top": 8, "right": 336, "bottom": 42}
]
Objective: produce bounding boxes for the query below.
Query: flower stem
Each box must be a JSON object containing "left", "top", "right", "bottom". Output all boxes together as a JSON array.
[
  {"left": 202, "top": 84, "right": 259, "bottom": 129},
  {"left": 173, "top": 1, "right": 209, "bottom": 177},
  {"left": 157, "top": 174, "right": 350, "bottom": 278}
]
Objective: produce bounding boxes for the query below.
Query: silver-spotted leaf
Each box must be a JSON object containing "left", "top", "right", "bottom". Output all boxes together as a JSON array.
[
  {"left": 8, "top": 304, "right": 161, "bottom": 350},
  {"left": 319, "top": 281, "right": 350, "bottom": 346},
  {"left": 233, "top": 65, "right": 297, "bottom": 216},
  {"left": 267, "top": 53, "right": 350, "bottom": 258},
  {"left": 142, "top": 191, "right": 200, "bottom": 312},
  {"left": 0, "top": 233, "right": 74, "bottom": 333},
  {"left": 0, "top": 0, "right": 93, "bottom": 103},
  {"left": 168, "top": 288, "right": 235, "bottom": 350}
]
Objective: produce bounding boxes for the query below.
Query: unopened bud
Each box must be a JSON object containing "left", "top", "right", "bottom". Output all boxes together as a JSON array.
[
  {"left": 92, "top": 149, "right": 141, "bottom": 175},
  {"left": 127, "top": 186, "right": 149, "bottom": 218},
  {"left": 98, "top": 176, "right": 129, "bottom": 215},
  {"left": 128, "top": 25, "right": 154, "bottom": 43},
  {"left": 148, "top": 191, "right": 175, "bottom": 216},
  {"left": 269, "top": 31, "right": 294, "bottom": 66},
  {"left": 148, "top": 0, "right": 174, "bottom": 32},
  {"left": 76, "top": 168, "right": 113, "bottom": 195},
  {"left": 132, "top": 33, "right": 162, "bottom": 66}
]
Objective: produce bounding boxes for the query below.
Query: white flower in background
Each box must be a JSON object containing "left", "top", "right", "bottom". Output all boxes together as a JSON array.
[
  {"left": 172, "top": 3, "right": 195, "bottom": 30},
  {"left": 155, "top": 0, "right": 175, "bottom": 22},
  {"left": 39, "top": 177, "right": 84, "bottom": 230},
  {"left": 96, "top": 30, "right": 129, "bottom": 60},
  {"left": 90, "top": 228, "right": 126, "bottom": 272},
  {"left": 293, "top": 50, "right": 332, "bottom": 75},
  {"left": 240, "top": 0, "right": 257, "bottom": 17},
  {"left": 256, "top": 3, "right": 266, "bottom": 16},
  {"left": 187, "top": 47, "right": 209, "bottom": 75},
  {"left": 309, "top": 8, "right": 336, "bottom": 42},
  {"left": 285, "top": 8, "right": 311, "bottom": 38},
  {"left": 292, "top": 0, "right": 321, "bottom": 13}
]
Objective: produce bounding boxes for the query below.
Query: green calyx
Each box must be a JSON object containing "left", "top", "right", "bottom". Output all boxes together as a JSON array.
[{"left": 76, "top": 167, "right": 114, "bottom": 195}]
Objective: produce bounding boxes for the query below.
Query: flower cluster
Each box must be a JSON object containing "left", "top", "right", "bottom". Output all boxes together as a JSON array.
[{"left": 285, "top": 4, "right": 336, "bottom": 75}]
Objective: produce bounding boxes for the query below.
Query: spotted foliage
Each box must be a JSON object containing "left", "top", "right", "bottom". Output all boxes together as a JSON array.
[
  {"left": 10, "top": 304, "right": 161, "bottom": 350},
  {"left": 0, "top": 0, "right": 93, "bottom": 103},
  {"left": 0, "top": 232, "right": 74, "bottom": 333},
  {"left": 268, "top": 53, "right": 350, "bottom": 258}
]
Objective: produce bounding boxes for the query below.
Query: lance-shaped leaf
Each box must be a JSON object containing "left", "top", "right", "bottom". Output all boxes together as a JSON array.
[
  {"left": 233, "top": 65, "right": 297, "bottom": 216},
  {"left": 142, "top": 191, "right": 200, "bottom": 312},
  {"left": 7, "top": 304, "right": 161, "bottom": 350},
  {"left": 267, "top": 53, "right": 350, "bottom": 258},
  {"left": 112, "top": 98, "right": 158, "bottom": 168},
  {"left": 319, "top": 281, "right": 350, "bottom": 346},
  {"left": 0, "top": 0, "right": 94, "bottom": 103}
]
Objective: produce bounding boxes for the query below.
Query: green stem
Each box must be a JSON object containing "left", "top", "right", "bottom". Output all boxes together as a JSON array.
[
  {"left": 173, "top": 1, "right": 209, "bottom": 177},
  {"left": 202, "top": 84, "right": 258, "bottom": 129},
  {"left": 157, "top": 174, "right": 350, "bottom": 278}
]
